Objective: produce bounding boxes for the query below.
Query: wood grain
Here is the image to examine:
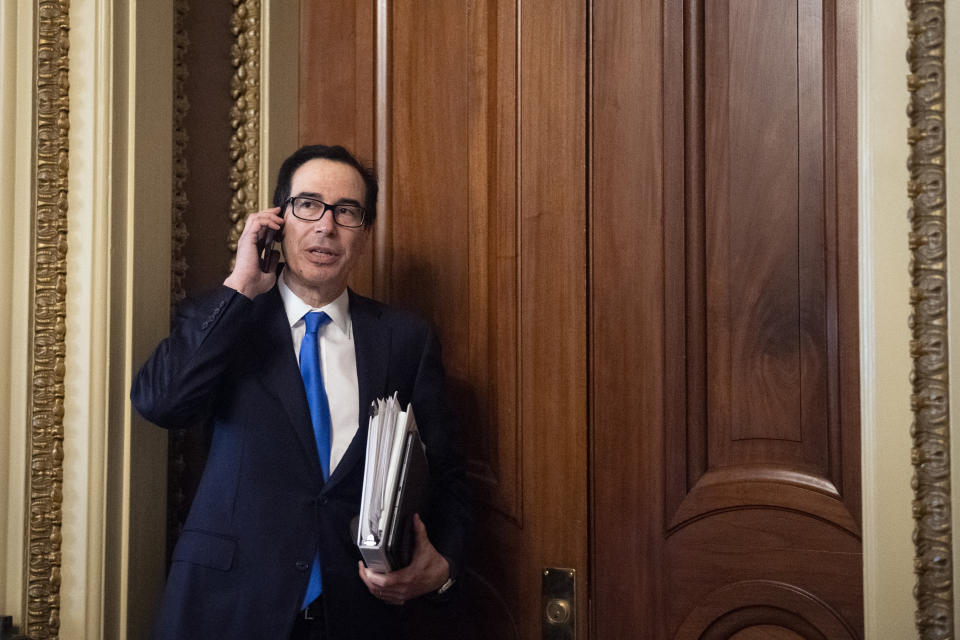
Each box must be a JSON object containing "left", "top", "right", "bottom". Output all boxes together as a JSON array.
[
  {"left": 299, "top": 0, "right": 376, "bottom": 293},
  {"left": 590, "top": 0, "right": 667, "bottom": 636},
  {"left": 298, "top": 1, "right": 861, "bottom": 637},
  {"left": 300, "top": 2, "right": 588, "bottom": 638},
  {"left": 596, "top": 0, "right": 862, "bottom": 637}
]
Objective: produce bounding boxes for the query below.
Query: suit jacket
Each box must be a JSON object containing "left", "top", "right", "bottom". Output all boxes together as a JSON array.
[{"left": 131, "top": 284, "right": 470, "bottom": 640}]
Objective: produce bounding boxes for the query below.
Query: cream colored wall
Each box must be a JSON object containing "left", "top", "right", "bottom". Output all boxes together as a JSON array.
[
  {"left": 860, "top": 1, "right": 927, "bottom": 638},
  {"left": 63, "top": 0, "right": 112, "bottom": 634},
  {"left": 0, "top": 0, "right": 173, "bottom": 637},
  {"left": 0, "top": 0, "right": 37, "bottom": 622},
  {"left": 101, "top": 1, "right": 174, "bottom": 637}
]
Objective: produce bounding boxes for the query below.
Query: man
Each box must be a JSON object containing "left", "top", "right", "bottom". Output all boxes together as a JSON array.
[{"left": 131, "top": 144, "right": 469, "bottom": 639}]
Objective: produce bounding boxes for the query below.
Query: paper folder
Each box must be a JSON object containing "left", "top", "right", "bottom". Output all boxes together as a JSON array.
[{"left": 356, "top": 394, "right": 429, "bottom": 573}]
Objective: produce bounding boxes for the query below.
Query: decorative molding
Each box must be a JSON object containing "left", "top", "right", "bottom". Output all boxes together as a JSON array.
[
  {"left": 227, "top": 0, "right": 261, "bottom": 259},
  {"left": 171, "top": 0, "right": 189, "bottom": 310},
  {"left": 906, "top": 0, "right": 955, "bottom": 637},
  {"left": 28, "top": 0, "right": 70, "bottom": 637},
  {"left": 168, "top": 0, "right": 190, "bottom": 565}
]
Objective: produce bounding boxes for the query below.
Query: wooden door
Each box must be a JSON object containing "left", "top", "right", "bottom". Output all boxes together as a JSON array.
[
  {"left": 298, "top": 1, "right": 860, "bottom": 638},
  {"left": 300, "top": 2, "right": 588, "bottom": 638},
  {"left": 590, "top": 0, "right": 861, "bottom": 638}
]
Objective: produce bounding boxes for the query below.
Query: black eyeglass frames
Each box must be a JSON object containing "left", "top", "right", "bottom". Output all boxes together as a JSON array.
[{"left": 284, "top": 195, "right": 366, "bottom": 228}]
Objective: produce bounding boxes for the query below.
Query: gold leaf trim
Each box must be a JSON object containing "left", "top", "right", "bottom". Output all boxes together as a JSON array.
[
  {"left": 907, "top": 0, "right": 955, "bottom": 636},
  {"left": 28, "top": 0, "right": 70, "bottom": 637},
  {"left": 227, "top": 0, "right": 261, "bottom": 260}
]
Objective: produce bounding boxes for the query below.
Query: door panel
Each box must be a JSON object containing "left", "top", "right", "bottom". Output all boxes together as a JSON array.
[
  {"left": 385, "top": 2, "right": 589, "bottom": 637},
  {"left": 298, "top": 0, "right": 376, "bottom": 292},
  {"left": 300, "top": 2, "right": 588, "bottom": 639},
  {"left": 593, "top": 0, "right": 861, "bottom": 637},
  {"left": 589, "top": 0, "right": 668, "bottom": 634},
  {"left": 298, "top": 0, "right": 859, "bottom": 638}
]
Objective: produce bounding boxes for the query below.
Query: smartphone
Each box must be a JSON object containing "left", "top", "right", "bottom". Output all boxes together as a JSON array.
[{"left": 258, "top": 227, "right": 280, "bottom": 273}]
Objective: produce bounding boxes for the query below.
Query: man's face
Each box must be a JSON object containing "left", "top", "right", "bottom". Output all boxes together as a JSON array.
[{"left": 280, "top": 158, "right": 370, "bottom": 305}]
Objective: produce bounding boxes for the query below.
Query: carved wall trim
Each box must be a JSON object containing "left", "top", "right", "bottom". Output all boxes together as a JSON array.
[
  {"left": 906, "top": 0, "right": 955, "bottom": 636},
  {"left": 28, "top": 1, "right": 70, "bottom": 637},
  {"left": 228, "top": 0, "right": 261, "bottom": 258},
  {"left": 171, "top": 0, "right": 189, "bottom": 310},
  {"left": 168, "top": 0, "right": 190, "bottom": 566}
]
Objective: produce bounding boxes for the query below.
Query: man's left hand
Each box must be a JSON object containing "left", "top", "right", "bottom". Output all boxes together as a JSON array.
[{"left": 358, "top": 514, "right": 450, "bottom": 606}]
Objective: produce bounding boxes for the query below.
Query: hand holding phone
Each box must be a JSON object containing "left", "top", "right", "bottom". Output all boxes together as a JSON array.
[
  {"left": 225, "top": 208, "right": 283, "bottom": 300},
  {"left": 258, "top": 227, "right": 280, "bottom": 273}
]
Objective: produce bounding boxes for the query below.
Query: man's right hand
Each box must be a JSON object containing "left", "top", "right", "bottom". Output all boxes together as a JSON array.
[{"left": 223, "top": 207, "right": 284, "bottom": 300}]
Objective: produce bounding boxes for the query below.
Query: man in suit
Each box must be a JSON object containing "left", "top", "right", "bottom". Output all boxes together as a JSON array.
[{"left": 131, "top": 144, "right": 469, "bottom": 639}]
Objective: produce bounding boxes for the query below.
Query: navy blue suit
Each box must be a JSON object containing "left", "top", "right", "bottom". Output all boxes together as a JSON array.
[{"left": 131, "top": 284, "right": 469, "bottom": 639}]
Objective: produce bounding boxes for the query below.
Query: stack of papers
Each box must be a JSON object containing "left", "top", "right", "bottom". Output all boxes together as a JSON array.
[{"left": 357, "top": 393, "right": 429, "bottom": 573}]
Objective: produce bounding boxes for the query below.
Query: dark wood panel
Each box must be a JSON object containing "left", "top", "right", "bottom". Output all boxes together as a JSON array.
[
  {"left": 597, "top": 0, "right": 860, "bottom": 637},
  {"left": 672, "top": 0, "right": 861, "bottom": 634},
  {"left": 301, "top": 2, "right": 588, "bottom": 638},
  {"left": 390, "top": 0, "right": 474, "bottom": 374},
  {"left": 590, "top": 0, "right": 666, "bottom": 637},
  {"left": 707, "top": 0, "right": 806, "bottom": 457},
  {"left": 299, "top": 0, "right": 376, "bottom": 294},
  {"left": 515, "top": 1, "right": 589, "bottom": 636},
  {"left": 389, "top": 0, "right": 521, "bottom": 522},
  {"left": 684, "top": 0, "right": 850, "bottom": 516},
  {"left": 667, "top": 510, "right": 861, "bottom": 635},
  {"left": 297, "top": 0, "right": 860, "bottom": 637},
  {"left": 675, "top": 575, "right": 859, "bottom": 639},
  {"left": 835, "top": 0, "right": 860, "bottom": 520},
  {"left": 724, "top": 0, "right": 803, "bottom": 445},
  {"left": 298, "top": 0, "right": 375, "bottom": 158}
]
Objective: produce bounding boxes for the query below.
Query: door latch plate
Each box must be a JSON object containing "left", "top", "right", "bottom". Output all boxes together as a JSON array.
[{"left": 542, "top": 567, "right": 575, "bottom": 640}]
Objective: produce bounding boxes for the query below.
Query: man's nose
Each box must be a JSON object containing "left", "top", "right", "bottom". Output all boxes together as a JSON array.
[{"left": 313, "top": 210, "right": 336, "bottom": 233}]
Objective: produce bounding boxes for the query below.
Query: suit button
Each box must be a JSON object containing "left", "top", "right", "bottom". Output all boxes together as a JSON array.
[
  {"left": 319, "top": 497, "right": 328, "bottom": 506},
  {"left": 296, "top": 560, "right": 310, "bottom": 571}
]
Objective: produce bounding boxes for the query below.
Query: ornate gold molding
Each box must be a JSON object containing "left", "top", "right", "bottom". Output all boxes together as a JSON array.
[
  {"left": 227, "top": 0, "right": 261, "bottom": 258},
  {"left": 906, "top": 0, "right": 955, "bottom": 637},
  {"left": 28, "top": 1, "right": 70, "bottom": 637}
]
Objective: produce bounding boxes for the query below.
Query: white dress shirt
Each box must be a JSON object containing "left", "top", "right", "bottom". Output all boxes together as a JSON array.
[{"left": 278, "top": 274, "right": 360, "bottom": 474}]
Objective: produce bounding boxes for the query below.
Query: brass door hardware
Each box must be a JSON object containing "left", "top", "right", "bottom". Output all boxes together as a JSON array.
[{"left": 542, "top": 568, "right": 575, "bottom": 640}]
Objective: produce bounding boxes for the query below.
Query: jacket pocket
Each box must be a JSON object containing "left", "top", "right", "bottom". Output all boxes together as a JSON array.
[{"left": 171, "top": 529, "right": 237, "bottom": 571}]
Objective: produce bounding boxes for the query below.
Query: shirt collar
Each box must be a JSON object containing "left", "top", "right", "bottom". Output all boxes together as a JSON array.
[{"left": 277, "top": 272, "right": 351, "bottom": 336}]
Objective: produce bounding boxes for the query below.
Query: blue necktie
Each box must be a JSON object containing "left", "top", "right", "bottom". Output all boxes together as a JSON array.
[{"left": 300, "top": 310, "right": 332, "bottom": 607}]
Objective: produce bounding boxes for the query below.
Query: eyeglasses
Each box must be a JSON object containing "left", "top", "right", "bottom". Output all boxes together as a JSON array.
[{"left": 284, "top": 196, "right": 366, "bottom": 228}]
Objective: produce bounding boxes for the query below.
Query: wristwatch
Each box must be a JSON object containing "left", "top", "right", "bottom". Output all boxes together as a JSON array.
[{"left": 437, "top": 576, "right": 456, "bottom": 595}]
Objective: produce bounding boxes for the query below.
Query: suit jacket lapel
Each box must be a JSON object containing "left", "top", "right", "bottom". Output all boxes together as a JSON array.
[
  {"left": 324, "top": 290, "right": 391, "bottom": 492},
  {"left": 255, "top": 287, "right": 324, "bottom": 480}
]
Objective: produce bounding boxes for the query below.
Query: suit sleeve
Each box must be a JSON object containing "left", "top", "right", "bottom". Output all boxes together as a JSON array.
[
  {"left": 410, "top": 326, "right": 471, "bottom": 579},
  {"left": 131, "top": 286, "right": 256, "bottom": 429}
]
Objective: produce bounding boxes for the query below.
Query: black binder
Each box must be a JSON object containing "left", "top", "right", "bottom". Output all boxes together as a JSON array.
[
  {"left": 357, "top": 397, "right": 430, "bottom": 572},
  {"left": 383, "top": 429, "right": 430, "bottom": 569}
]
